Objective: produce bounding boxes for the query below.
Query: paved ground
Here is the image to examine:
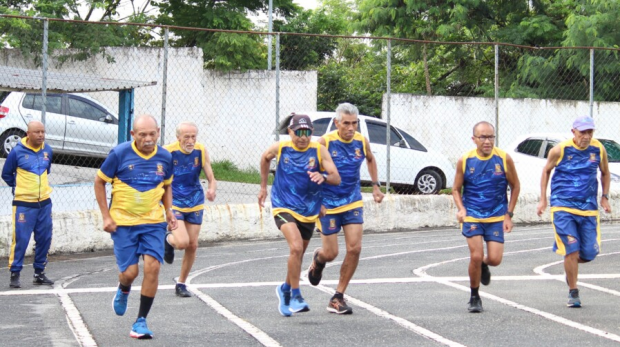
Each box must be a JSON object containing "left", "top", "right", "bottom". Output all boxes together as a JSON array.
[{"left": 3, "top": 223, "right": 620, "bottom": 346}]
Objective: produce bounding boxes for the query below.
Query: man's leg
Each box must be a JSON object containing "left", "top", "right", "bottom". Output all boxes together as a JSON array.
[
  {"left": 281, "top": 223, "right": 305, "bottom": 290},
  {"left": 164, "top": 217, "right": 189, "bottom": 264},
  {"left": 336, "top": 223, "right": 362, "bottom": 294},
  {"left": 176, "top": 222, "right": 200, "bottom": 297},
  {"left": 128, "top": 255, "right": 160, "bottom": 339},
  {"left": 307, "top": 232, "right": 338, "bottom": 286},
  {"left": 8, "top": 206, "right": 36, "bottom": 288},
  {"left": 564, "top": 251, "right": 579, "bottom": 290},
  {"left": 32, "top": 204, "right": 53, "bottom": 285},
  {"left": 466, "top": 235, "right": 484, "bottom": 312}
]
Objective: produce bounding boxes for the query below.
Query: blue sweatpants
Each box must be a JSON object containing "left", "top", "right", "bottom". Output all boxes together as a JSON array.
[{"left": 9, "top": 204, "right": 53, "bottom": 273}]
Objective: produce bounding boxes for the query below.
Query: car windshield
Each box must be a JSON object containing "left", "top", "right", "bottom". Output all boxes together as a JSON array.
[{"left": 600, "top": 139, "right": 620, "bottom": 162}]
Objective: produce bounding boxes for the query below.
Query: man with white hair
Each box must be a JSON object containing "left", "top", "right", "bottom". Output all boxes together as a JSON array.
[{"left": 163, "top": 121, "right": 217, "bottom": 298}]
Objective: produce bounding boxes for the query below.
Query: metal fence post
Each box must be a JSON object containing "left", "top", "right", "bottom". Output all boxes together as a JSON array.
[
  {"left": 385, "top": 39, "right": 392, "bottom": 193},
  {"left": 161, "top": 27, "right": 169, "bottom": 145},
  {"left": 590, "top": 48, "right": 594, "bottom": 118},
  {"left": 275, "top": 33, "right": 280, "bottom": 141},
  {"left": 267, "top": 0, "right": 273, "bottom": 71},
  {"left": 494, "top": 44, "right": 499, "bottom": 146},
  {"left": 41, "top": 18, "right": 48, "bottom": 125}
]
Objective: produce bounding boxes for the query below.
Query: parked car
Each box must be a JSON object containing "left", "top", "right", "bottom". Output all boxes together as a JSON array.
[
  {"left": 506, "top": 133, "right": 620, "bottom": 192},
  {"left": 0, "top": 91, "right": 118, "bottom": 158},
  {"left": 271, "top": 112, "right": 455, "bottom": 194}
]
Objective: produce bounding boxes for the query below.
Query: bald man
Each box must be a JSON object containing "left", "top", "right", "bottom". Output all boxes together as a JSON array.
[
  {"left": 2, "top": 121, "right": 55, "bottom": 289},
  {"left": 95, "top": 115, "right": 177, "bottom": 339}
]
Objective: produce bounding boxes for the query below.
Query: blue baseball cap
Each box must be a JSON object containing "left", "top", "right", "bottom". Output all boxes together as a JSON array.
[{"left": 572, "top": 116, "right": 595, "bottom": 131}]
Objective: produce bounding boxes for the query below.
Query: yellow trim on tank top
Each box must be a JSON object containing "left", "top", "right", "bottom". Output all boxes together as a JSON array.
[
  {"left": 326, "top": 200, "right": 364, "bottom": 214},
  {"left": 550, "top": 206, "right": 599, "bottom": 217},
  {"left": 172, "top": 205, "right": 204, "bottom": 213},
  {"left": 272, "top": 208, "right": 318, "bottom": 223},
  {"left": 464, "top": 215, "right": 505, "bottom": 223}
]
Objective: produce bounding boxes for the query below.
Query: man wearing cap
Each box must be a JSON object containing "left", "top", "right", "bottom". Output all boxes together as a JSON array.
[
  {"left": 259, "top": 113, "right": 340, "bottom": 317},
  {"left": 537, "top": 116, "right": 611, "bottom": 308}
]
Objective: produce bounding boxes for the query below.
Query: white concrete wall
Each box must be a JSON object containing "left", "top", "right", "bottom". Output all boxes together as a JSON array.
[
  {"left": 383, "top": 94, "right": 620, "bottom": 164},
  {"left": 2, "top": 192, "right": 619, "bottom": 258}
]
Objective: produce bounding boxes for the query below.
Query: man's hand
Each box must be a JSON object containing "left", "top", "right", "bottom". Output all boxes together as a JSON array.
[
  {"left": 102, "top": 216, "right": 117, "bottom": 233},
  {"left": 319, "top": 205, "right": 327, "bottom": 218},
  {"left": 166, "top": 210, "right": 178, "bottom": 231},
  {"left": 456, "top": 209, "right": 466, "bottom": 223},
  {"left": 258, "top": 188, "right": 268, "bottom": 208},
  {"left": 503, "top": 215, "right": 513, "bottom": 233},
  {"left": 308, "top": 171, "right": 326, "bottom": 184},
  {"left": 536, "top": 198, "right": 547, "bottom": 216},
  {"left": 206, "top": 188, "right": 216, "bottom": 202},
  {"left": 601, "top": 197, "right": 612, "bottom": 213},
  {"left": 372, "top": 186, "right": 384, "bottom": 203}
]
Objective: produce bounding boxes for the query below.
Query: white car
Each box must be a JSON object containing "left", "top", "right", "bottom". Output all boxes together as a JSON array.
[
  {"left": 506, "top": 133, "right": 620, "bottom": 192},
  {"left": 0, "top": 91, "right": 118, "bottom": 158},
  {"left": 271, "top": 112, "right": 455, "bottom": 194}
]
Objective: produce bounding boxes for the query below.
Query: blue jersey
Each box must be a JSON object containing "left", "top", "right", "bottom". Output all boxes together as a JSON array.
[
  {"left": 97, "top": 141, "right": 174, "bottom": 226},
  {"left": 550, "top": 139, "right": 602, "bottom": 214},
  {"left": 164, "top": 141, "right": 206, "bottom": 212},
  {"left": 271, "top": 141, "right": 323, "bottom": 223},
  {"left": 321, "top": 131, "right": 366, "bottom": 213},
  {"left": 1, "top": 138, "right": 53, "bottom": 207},
  {"left": 461, "top": 148, "right": 509, "bottom": 223}
]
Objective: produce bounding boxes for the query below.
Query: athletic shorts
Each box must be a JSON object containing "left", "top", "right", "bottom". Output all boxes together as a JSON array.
[
  {"left": 111, "top": 222, "right": 167, "bottom": 272},
  {"left": 552, "top": 210, "right": 600, "bottom": 261},
  {"left": 274, "top": 213, "right": 315, "bottom": 241},
  {"left": 173, "top": 209, "right": 204, "bottom": 225},
  {"left": 317, "top": 208, "right": 364, "bottom": 236},
  {"left": 461, "top": 221, "right": 504, "bottom": 243}
]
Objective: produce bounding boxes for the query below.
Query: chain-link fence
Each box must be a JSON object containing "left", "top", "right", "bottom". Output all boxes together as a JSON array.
[{"left": 2, "top": 16, "right": 620, "bottom": 215}]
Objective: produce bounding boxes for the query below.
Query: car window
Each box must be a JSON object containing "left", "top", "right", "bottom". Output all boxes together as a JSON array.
[
  {"left": 516, "top": 139, "right": 543, "bottom": 157},
  {"left": 600, "top": 139, "right": 620, "bottom": 163},
  {"left": 398, "top": 128, "right": 427, "bottom": 152},
  {"left": 68, "top": 97, "right": 108, "bottom": 121},
  {"left": 0, "top": 91, "right": 9, "bottom": 104},
  {"left": 312, "top": 118, "right": 331, "bottom": 136},
  {"left": 23, "top": 94, "right": 62, "bottom": 114},
  {"left": 366, "top": 120, "right": 403, "bottom": 146},
  {"left": 543, "top": 141, "right": 558, "bottom": 159}
]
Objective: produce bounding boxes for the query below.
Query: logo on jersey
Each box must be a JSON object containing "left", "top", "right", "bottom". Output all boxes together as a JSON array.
[
  {"left": 18, "top": 213, "right": 26, "bottom": 223},
  {"left": 355, "top": 148, "right": 362, "bottom": 159},
  {"left": 469, "top": 167, "right": 475, "bottom": 174},
  {"left": 284, "top": 157, "right": 289, "bottom": 164},
  {"left": 332, "top": 150, "right": 338, "bottom": 157},
  {"left": 329, "top": 219, "right": 336, "bottom": 230},
  {"left": 24, "top": 155, "right": 29, "bottom": 160},
  {"left": 128, "top": 164, "right": 134, "bottom": 171},
  {"left": 567, "top": 155, "right": 573, "bottom": 161},
  {"left": 173, "top": 160, "right": 178, "bottom": 166},
  {"left": 567, "top": 235, "right": 577, "bottom": 244},
  {"left": 307, "top": 157, "right": 316, "bottom": 169},
  {"left": 43, "top": 152, "right": 49, "bottom": 160},
  {"left": 589, "top": 153, "right": 597, "bottom": 162},
  {"left": 494, "top": 163, "right": 504, "bottom": 175},
  {"left": 194, "top": 157, "right": 199, "bottom": 167},
  {"left": 156, "top": 163, "right": 164, "bottom": 176}
]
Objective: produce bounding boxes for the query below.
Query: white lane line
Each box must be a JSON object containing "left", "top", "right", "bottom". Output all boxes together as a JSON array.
[
  {"left": 310, "top": 284, "right": 466, "bottom": 347},
  {"left": 185, "top": 258, "right": 283, "bottom": 347}
]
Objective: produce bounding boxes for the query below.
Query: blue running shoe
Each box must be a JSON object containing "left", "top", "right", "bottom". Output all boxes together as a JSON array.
[
  {"left": 276, "top": 284, "right": 292, "bottom": 317},
  {"left": 112, "top": 287, "right": 129, "bottom": 316},
  {"left": 289, "top": 294, "right": 310, "bottom": 313},
  {"left": 130, "top": 317, "right": 153, "bottom": 339},
  {"left": 567, "top": 289, "right": 581, "bottom": 308}
]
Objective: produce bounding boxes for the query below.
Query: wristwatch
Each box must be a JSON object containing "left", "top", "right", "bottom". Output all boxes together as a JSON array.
[
  {"left": 322, "top": 173, "right": 328, "bottom": 180},
  {"left": 506, "top": 211, "right": 514, "bottom": 218},
  {"left": 372, "top": 181, "right": 381, "bottom": 187},
  {"left": 602, "top": 193, "right": 610, "bottom": 200}
]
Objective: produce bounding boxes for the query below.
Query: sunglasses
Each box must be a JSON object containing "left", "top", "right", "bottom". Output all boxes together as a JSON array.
[{"left": 295, "top": 129, "right": 312, "bottom": 137}]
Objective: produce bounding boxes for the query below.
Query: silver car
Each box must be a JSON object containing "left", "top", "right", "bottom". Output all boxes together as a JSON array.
[{"left": 0, "top": 91, "right": 118, "bottom": 158}]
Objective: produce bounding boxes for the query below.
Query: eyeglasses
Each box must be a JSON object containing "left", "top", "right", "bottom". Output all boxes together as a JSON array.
[
  {"left": 474, "top": 135, "right": 496, "bottom": 142},
  {"left": 295, "top": 129, "right": 312, "bottom": 137}
]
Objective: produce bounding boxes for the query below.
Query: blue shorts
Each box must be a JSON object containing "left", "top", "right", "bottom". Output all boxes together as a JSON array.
[
  {"left": 111, "top": 222, "right": 167, "bottom": 272},
  {"left": 552, "top": 211, "right": 599, "bottom": 261},
  {"left": 173, "top": 209, "right": 204, "bottom": 225},
  {"left": 461, "top": 221, "right": 504, "bottom": 243},
  {"left": 318, "top": 208, "right": 364, "bottom": 236}
]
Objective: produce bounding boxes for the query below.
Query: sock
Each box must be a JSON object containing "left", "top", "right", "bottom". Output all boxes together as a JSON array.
[
  {"left": 119, "top": 283, "right": 131, "bottom": 293},
  {"left": 332, "top": 291, "right": 344, "bottom": 300},
  {"left": 282, "top": 282, "right": 291, "bottom": 292},
  {"left": 176, "top": 282, "right": 185, "bottom": 286},
  {"left": 292, "top": 288, "right": 301, "bottom": 297},
  {"left": 138, "top": 295, "right": 155, "bottom": 319},
  {"left": 471, "top": 287, "right": 479, "bottom": 297}
]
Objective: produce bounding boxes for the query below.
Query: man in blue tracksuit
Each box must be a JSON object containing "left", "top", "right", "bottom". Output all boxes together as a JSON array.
[{"left": 1, "top": 120, "right": 54, "bottom": 288}]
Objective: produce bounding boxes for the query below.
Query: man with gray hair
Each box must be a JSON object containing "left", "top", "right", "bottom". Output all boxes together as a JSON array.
[
  {"left": 163, "top": 121, "right": 217, "bottom": 298},
  {"left": 307, "top": 102, "right": 384, "bottom": 314}
]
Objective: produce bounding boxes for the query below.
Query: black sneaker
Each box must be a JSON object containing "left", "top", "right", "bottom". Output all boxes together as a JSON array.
[
  {"left": 33, "top": 273, "right": 54, "bottom": 286},
  {"left": 468, "top": 296, "right": 483, "bottom": 313},
  {"left": 307, "top": 248, "right": 325, "bottom": 286},
  {"left": 481, "top": 262, "right": 491, "bottom": 286},
  {"left": 9, "top": 272, "right": 20, "bottom": 289},
  {"left": 327, "top": 296, "right": 353, "bottom": 314},
  {"left": 175, "top": 283, "right": 192, "bottom": 298},
  {"left": 164, "top": 232, "right": 175, "bottom": 264}
]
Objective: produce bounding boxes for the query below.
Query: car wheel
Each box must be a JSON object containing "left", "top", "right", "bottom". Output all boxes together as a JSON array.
[
  {"left": 414, "top": 169, "right": 443, "bottom": 194},
  {"left": 0, "top": 129, "right": 26, "bottom": 158}
]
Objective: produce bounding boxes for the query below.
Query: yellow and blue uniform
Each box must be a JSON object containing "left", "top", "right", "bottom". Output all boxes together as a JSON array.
[
  {"left": 461, "top": 148, "right": 509, "bottom": 242},
  {"left": 271, "top": 141, "right": 323, "bottom": 239},
  {"left": 550, "top": 139, "right": 603, "bottom": 261},
  {"left": 317, "top": 131, "right": 366, "bottom": 235},
  {"left": 164, "top": 141, "right": 207, "bottom": 225},
  {"left": 1, "top": 138, "right": 53, "bottom": 273},
  {"left": 97, "top": 141, "right": 173, "bottom": 271}
]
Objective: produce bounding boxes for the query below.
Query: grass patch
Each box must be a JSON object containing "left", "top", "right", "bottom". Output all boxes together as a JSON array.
[{"left": 209, "top": 160, "right": 273, "bottom": 185}]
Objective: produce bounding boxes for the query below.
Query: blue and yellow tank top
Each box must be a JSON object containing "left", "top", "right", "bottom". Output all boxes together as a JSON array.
[
  {"left": 462, "top": 148, "right": 509, "bottom": 223},
  {"left": 321, "top": 131, "right": 366, "bottom": 213},
  {"left": 97, "top": 141, "right": 174, "bottom": 226},
  {"left": 164, "top": 141, "right": 206, "bottom": 213},
  {"left": 271, "top": 141, "right": 323, "bottom": 222},
  {"left": 550, "top": 139, "right": 602, "bottom": 214}
]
